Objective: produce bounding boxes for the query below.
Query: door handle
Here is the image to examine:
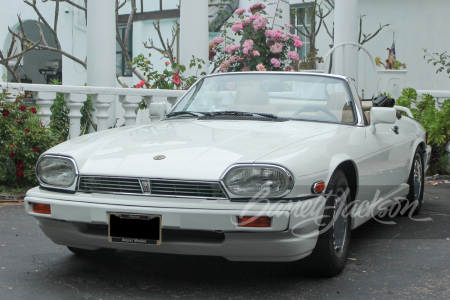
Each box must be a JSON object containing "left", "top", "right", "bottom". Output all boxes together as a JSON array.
[{"left": 391, "top": 126, "right": 399, "bottom": 134}]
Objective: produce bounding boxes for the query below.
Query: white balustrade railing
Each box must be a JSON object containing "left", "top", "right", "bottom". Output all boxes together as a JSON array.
[
  {"left": 0, "top": 82, "right": 185, "bottom": 139},
  {"left": 416, "top": 90, "right": 450, "bottom": 109}
]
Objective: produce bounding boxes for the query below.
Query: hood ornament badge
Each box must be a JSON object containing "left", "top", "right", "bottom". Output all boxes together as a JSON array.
[{"left": 153, "top": 155, "right": 166, "bottom": 160}]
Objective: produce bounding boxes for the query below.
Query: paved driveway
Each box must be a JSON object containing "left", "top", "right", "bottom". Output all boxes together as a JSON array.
[{"left": 1, "top": 185, "right": 449, "bottom": 299}]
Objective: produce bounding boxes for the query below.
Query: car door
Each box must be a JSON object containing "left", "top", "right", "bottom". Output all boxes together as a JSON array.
[{"left": 364, "top": 116, "right": 413, "bottom": 198}]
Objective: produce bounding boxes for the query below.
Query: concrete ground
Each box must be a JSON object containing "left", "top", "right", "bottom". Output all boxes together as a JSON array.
[{"left": 0, "top": 185, "right": 449, "bottom": 299}]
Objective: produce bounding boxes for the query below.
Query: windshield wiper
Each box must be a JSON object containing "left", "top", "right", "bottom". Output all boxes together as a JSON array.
[
  {"left": 165, "top": 111, "right": 208, "bottom": 118},
  {"left": 209, "top": 111, "right": 253, "bottom": 116},
  {"left": 209, "top": 111, "right": 281, "bottom": 119}
]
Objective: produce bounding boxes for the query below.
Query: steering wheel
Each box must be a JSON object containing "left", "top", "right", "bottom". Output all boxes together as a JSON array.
[{"left": 292, "top": 105, "right": 339, "bottom": 121}]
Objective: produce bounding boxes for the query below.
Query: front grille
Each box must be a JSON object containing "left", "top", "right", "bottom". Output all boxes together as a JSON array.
[
  {"left": 78, "top": 176, "right": 227, "bottom": 199},
  {"left": 150, "top": 180, "right": 225, "bottom": 198},
  {"left": 79, "top": 177, "right": 142, "bottom": 194}
]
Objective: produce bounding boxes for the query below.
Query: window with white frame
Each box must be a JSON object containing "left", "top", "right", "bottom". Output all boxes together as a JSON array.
[
  {"left": 116, "top": 26, "right": 133, "bottom": 77},
  {"left": 290, "top": 3, "right": 314, "bottom": 60}
]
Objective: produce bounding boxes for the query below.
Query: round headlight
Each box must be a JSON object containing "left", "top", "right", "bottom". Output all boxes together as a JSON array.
[
  {"left": 223, "top": 165, "right": 293, "bottom": 198},
  {"left": 36, "top": 156, "right": 77, "bottom": 188}
]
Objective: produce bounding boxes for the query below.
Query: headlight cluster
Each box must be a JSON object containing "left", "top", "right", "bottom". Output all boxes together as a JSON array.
[
  {"left": 222, "top": 165, "right": 293, "bottom": 198},
  {"left": 36, "top": 156, "right": 78, "bottom": 189}
]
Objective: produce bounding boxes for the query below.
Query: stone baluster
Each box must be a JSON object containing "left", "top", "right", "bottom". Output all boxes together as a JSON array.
[
  {"left": 149, "top": 102, "right": 168, "bottom": 122},
  {"left": 92, "top": 94, "right": 113, "bottom": 131},
  {"left": 5, "top": 88, "right": 20, "bottom": 103},
  {"left": 34, "top": 91, "right": 57, "bottom": 127},
  {"left": 65, "top": 93, "right": 86, "bottom": 138},
  {"left": 119, "top": 95, "right": 141, "bottom": 126},
  {"left": 167, "top": 96, "right": 180, "bottom": 109}
]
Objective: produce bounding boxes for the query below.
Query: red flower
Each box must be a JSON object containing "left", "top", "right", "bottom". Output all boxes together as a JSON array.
[
  {"left": 24, "top": 129, "right": 30, "bottom": 134},
  {"left": 14, "top": 159, "right": 21, "bottom": 165},
  {"left": 135, "top": 80, "right": 146, "bottom": 88},
  {"left": 30, "top": 107, "right": 37, "bottom": 114},
  {"left": 33, "top": 147, "right": 40, "bottom": 153},
  {"left": 16, "top": 170, "right": 24, "bottom": 178},
  {"left": 165, "top": 61, "right": 170, "bottom": 66},
  {"left": 18, "top": 162, "right": 25, "bottom": 170},
  {"left": 9, "top": 145, "right": 13, "bottom": 148},
  {"left": 10, "top": 152, "right": 16, "bottom": 158},
  {"left": 20, "top": 106, "right": 26, "bottom": 111},
  {"left": 2, "top": 110, "right": 9, "bottom": 116},
  {"left": 173, "top": 73, "right": 181, "bottom": 86},
  {"left": 17, "top": 119, "right": 23, "bottom": 124}
]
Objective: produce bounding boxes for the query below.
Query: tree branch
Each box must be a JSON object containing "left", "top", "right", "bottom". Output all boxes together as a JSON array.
[{"left": 42, "top": 0, "right": 87, "bottom": 11}]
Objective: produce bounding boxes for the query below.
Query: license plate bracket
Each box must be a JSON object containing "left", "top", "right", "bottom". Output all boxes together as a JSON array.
[{"left": 108, "top": 213, "right": 161, "bottom": 245}]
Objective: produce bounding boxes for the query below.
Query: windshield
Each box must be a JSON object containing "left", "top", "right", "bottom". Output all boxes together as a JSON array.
[{"left": 171, "top": 73, "right": 356, "bottom": 123}]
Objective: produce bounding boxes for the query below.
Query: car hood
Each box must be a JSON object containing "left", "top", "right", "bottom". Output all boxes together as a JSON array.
[{"left": 48, "top": 119, "right": 338, "bottom": 181}]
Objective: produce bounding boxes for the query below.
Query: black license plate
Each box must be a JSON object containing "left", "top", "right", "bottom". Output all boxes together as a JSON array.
[{"left": 108, "top": 213, "right": 161, "bottom": 245}]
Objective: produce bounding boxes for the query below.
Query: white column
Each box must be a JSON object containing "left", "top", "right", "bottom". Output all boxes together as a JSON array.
[
  {"left": 87, "top": 0, "right": 116, "bottom": 130},
  {"left": 334, "top": 0, "right": 358, "bottom": 79},
  {"left": 180, "top": 0, "right": 209, "bottom": 77}
]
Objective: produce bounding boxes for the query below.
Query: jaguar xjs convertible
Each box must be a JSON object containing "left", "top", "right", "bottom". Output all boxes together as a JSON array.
[{"left": 25, "top": 72, "right": 431, "bottom": 276}]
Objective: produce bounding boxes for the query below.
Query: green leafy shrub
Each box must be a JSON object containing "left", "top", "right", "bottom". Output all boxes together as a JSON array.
[
  {"left": 0, "top": 91, "right": 63, "bottom": 186},
  {"left": 396, "top": 88, "right": 450, "bottom": 174}
]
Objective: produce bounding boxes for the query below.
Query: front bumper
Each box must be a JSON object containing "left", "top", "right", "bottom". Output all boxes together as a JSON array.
[{"left": 24, "top": 187, "right": 323, "bottom": 262}]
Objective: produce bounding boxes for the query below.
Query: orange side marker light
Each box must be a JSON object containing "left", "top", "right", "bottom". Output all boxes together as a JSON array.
[{"left": 32, "top": 203, "right": 51, "bottom": 214}]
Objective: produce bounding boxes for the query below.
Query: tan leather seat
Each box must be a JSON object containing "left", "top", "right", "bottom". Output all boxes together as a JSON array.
[
  {"left": 227, "top": 87, "right": 277, "bottom": 115},
  {"left": 327, "top": 92, "right": 355, "bottom": 123}
]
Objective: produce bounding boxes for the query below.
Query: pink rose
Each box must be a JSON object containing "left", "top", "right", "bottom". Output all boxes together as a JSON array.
[
  {"left": 269, "top": 42, "right": 283, "bottom": 54},
  {"left": 173, "top": 73, "right": 181, "bottom": 86},
  {"left": 287, "top": 51, "right": 299, "bottom": 61},
  {"left": 271, "top": 58, "right": 281, "bottom": 68},
  {"left": 256, "top": 64, "right": 266, "bottom": 71},
  {"left": 235, "top": 8, "right": 246, "bottom": 16},
  {"left": 135, "top": 80, "right": 146, "bottom": 88},
  {"left": 252, "top": 50, "right": 260, "bottom": 56},
  {"left": 232, "top": 21, "right": 244, "bottom": 32},
  {"left": 212, "top": 37, "right": 224, "bottom": 44},
  {"left": 294, "top": 39, "right": 303, "bottom": 48}
]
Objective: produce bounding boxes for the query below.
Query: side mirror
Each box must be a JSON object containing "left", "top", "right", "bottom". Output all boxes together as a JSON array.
[{"left": 370, "top": 107, "right": 397, "bottom": 133}]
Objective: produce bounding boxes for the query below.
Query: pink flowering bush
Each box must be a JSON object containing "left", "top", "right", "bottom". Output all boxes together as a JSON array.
[{"left": 210, "top": 2, "right": 302, "bottom": 72}]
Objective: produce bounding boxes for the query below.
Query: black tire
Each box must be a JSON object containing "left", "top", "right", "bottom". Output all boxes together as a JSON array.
[
  {"left": 305, "top": 169, "right": 352, "bottom": 277},
  {"left": 401, "top": 147, "right": 425, "bottom": 216}
]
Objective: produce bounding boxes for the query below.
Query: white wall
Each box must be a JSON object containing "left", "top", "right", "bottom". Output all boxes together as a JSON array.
[{"left": 310, "top": 0, "right": 450, "bottom": 93}]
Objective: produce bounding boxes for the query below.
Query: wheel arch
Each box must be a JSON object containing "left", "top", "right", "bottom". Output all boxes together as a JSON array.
[{"left": 327, "top": 158, "right": 358, "bottom": 203}]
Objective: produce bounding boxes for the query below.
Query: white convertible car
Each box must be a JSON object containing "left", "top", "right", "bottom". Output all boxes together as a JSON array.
[{"left": 25, "top": 72, "right": 430, "bottom": 277}]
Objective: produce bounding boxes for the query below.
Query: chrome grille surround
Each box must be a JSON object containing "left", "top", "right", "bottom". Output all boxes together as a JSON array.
[{"left": 77, "top": 176, "right": 227, "bottom": 199}]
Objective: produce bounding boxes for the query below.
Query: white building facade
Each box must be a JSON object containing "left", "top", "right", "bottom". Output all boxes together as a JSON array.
[{"left": 1, "top": 0, "right": 449, "bottom": 95}]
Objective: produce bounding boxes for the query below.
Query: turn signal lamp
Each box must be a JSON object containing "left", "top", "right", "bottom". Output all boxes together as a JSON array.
[
  {"left": 32, "top": 203, "right": 51, "bottom": 214},
  {"left": 312, "top": 181, "right": 326, "bottom": 194},
  {"left": 237, "top": 216, "right": 272, "bottom": 227}
]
